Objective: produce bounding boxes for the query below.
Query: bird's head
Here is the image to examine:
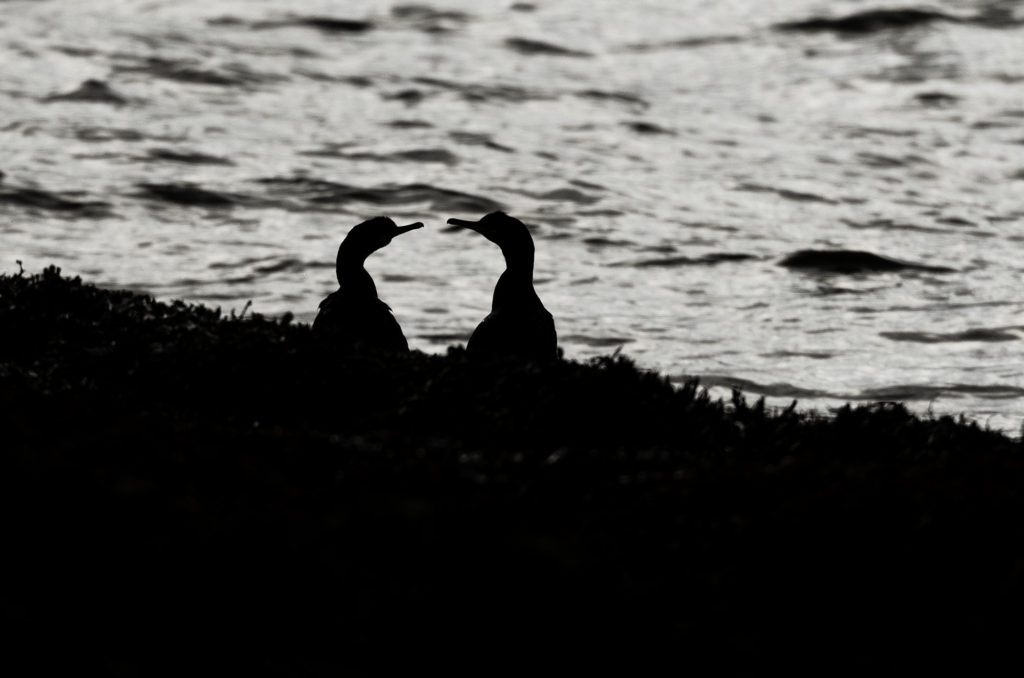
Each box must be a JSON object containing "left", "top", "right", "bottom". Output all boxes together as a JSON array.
[
  {"left": 339, "top": 216, "right": 423, "bottom": 261},
  {"left": 447, "top": 211, "right": 535, "bottom": 257}
]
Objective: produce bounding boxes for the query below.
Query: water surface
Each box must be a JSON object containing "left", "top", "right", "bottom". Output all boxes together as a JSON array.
[{"left": 3, "top": 0, "right": 1024, "bottom": 431}]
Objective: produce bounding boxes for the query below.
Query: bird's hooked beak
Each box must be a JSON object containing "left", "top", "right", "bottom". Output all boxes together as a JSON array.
[
  {"left": 394, "top": 221, "right": 424, "bottom": 236},
  {"left": 447, "top": 216, "right": 497, "bottom": 242}
]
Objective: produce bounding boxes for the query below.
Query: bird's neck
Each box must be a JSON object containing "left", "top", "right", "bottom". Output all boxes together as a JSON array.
[
  {"left": 336, "top": 253, "right": 378, "bottom": 299},
  {"left": 492, "top": 250, "right": 539, "bottom": 310}
]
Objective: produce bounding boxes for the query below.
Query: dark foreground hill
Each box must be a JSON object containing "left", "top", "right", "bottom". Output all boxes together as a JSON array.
[{"left": 3, "top": 267, "right": 1023, "bottom": 674}]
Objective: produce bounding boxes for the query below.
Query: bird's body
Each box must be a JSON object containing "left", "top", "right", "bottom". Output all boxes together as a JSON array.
[
  {"left": 313, "top": 216, "right": 422, "bottom": 352},
  {"left": 447, "top": 211, "right": 557, "bottom": 362}
]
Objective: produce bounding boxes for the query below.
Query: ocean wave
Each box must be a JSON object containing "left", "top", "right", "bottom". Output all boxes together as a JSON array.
[
  {"left": 621, "top": 35, "right": 742, "bottom": 53},
  {"left": 43, "top": 80, "right": 128, "bottom": 106},
  {"left": 448, "top": 132, "right": 514, "bottom": 153},
  {"left": 775, "top": 9, "right": 960, "bottom": 35},
  {"left": 299, "top": 146, "right": 460, "bottom": 166},
  {"left": 855, "top": 383, "right": 1024, "bottom": 401},
  {"left": 114, "top": 56, "right": 283, "bottom": 88},
  {"left": 622, "top": 121, "right": 675, "bottom": 135},
  {"left": 574, "top": 89, "right": 649, "bottom": 111},
  {"left": 391, "top": 4, "right": 472, "bottom": 33},
  {"left": 775, "top": 6, "right": 1023, "bottom": 35},
  {"left": 0, "top": 184, "right": 113, "bottom": 218},
  {"left": 143, "top": 149, "right": 234, "bottom": 166},
  {"left": 135, "top": 183, "right": 242, "bottom": 208},
  {"left": 779, "top": 250, "right": 956, "bottom": 274},
  {"left": 560, "top": 334, "right": 634, "bottom": 348},
  {"left": 412, "top": 76, "right": 555, "bottom": 103},
  {"left": 880, "top": 329, "right": 1020, "bottom": 344},
  {"left": 254, "top": 177, "right": 503, "bottom": 213},
  {"left": 734, "top": 183, "right": 838, "bottom": 204},
  {"left": 248, "top": 16, "right": 375, "bottom": 34},
  {"left": 609, "top": 253, "right": 757, "bottom": 268},
  {"left": 504, "top": 37, "right": 591, "bottom": 57}
]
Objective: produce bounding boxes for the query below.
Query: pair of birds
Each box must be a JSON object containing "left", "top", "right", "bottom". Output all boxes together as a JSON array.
[{"left": 312, "top": 211, "right": 557, "bottom": 362}]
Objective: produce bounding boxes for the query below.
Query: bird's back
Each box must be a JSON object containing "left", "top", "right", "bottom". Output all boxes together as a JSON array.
[{"left": 313, "top": 291, "right": 409, "bottom": 352}]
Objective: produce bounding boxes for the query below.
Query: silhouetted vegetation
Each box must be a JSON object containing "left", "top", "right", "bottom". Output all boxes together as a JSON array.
[{"left": 4, "top": 267, "right": 1024, "bottom": 674}]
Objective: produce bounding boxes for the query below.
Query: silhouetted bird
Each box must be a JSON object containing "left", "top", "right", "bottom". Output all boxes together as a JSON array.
[
  {"left": 447, "top": 211, "right": 557, "bottom": 362},
  {"left": 313, "top": 216, "right": 423, "bottom": 351}
]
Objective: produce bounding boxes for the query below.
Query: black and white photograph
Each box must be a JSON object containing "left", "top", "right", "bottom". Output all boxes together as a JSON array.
[{"left": 4, "top": 0, "right": 1024, "bottom": 673}]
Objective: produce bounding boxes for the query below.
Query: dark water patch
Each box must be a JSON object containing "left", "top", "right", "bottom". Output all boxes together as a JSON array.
[
  {"left": 0, "top": 185, "right": 113, "bottom": 217},
  {"left": 209, "top": 255, "right": 280, "bottom": 271},
  {"left": 761, "top": 350, "right": 836, "bottom": 360},
  {"left": 914, "top": 91, "right": 960, "bottom": 107},
  {"left": 253, "top": 258, "right": 330, "bottom": 275},
  {"left": 381, "top": 274, "right": 420, "bottom": 283},
  {"left": 699, "top": 375, "right": 831, "bottom": 400},
  {"left": 73, "top": 151, "right": 128, "bottom": 161},
  {"left": 880, "top": 328, "right": 1020, "bottom": 344},
  {"left": 504, "top": 37, "right": 591, "bottom": 57},
  {"left": 256, "top": 177, "right": 503, "bottom": 213},
  {"left": 677, "top": 219, "right": 741, "bottom": 234},
  {"left": 735, "top": 183, "right": 838, "bottom": 204},
  {"left": 75, "top": 127, "right": 145, "bottom": 143},
  {"left": 639, "top": 244, "right": 677, "bottom": 254},
  {"left": 136, "top": 183, "right": 240, "bottom": 208},
  {"left": 514, "top": 213, "right": 574, "bottom": 231},
  {"left": 991, "top": 211, "right": 1024, "bottom": 224},
  {"left": 935, "top": 216, "right": 975, "bottom": 227},
  {"left": 561, "top": 334, "right": 635, "bottom": 348},
  {"left": 449, "top": 131, "right": 514, "bottom": 153},
  {"left": 570, "top": 179, "right": 606, "bottom": 191},
  {"left": 341, "top": 76, "right": 373, "bottom": 87},
  {"left": 53, "top": 45, "right": 102, "bottom": 58},
  {"left": 610, "top": 253, "right": 756, "bottom": 268},
  {"left": 971, "top": 119, "right": 1019, "bottom": 130},
  {"left": 388, "top": 119, "right": 434, "bottom": 129},
  {"left": 534, "top": 187, "right": 600, "bottom": 205},
  {"left": 775, "top": 9, "right": 960, "bottom": 34},
  {"left": 301, "top": 147, "right": 459, "bottom": 166},
  {"left": 779, "top": 250, "right": 955, "bottom": 274},
  {"left": 413, "top": 76, "right": 553, "bottom": 103},
  {"left": 583, "top": 236, "right": 636, "bottom": 248},
  {"left": 855, "top": 383, "right": 1024, "bottom": 401},
  {"left": 381, "top": 89, "right": 429, "bottom": 105},
  {"left": 145, "top": 148, "right": 234, "bottom": 166},
  {"left": 575, "top": 89, "right": 649, "bottom": 111},
  {"left": 207, "top": 16, "right": 245, "bottom": 27},
  {"left": 296, "top": 70, "right": 372, "bottom": 84},
  {"left": 392, "top": 5, "right": 471, "bottom": 33},
  {"left": 622, "top": 35, "right": 742, "bottom": 52},
  {"left": 623, "top": 121, "right": 674, "bottom": 135},
  {"left": 510, "top": 2, "right": 535, "bottom": 11},
  {"left": 845, "top": 127, "right": 919, "bottom": 138},
  {"left": 251, "top": 16, "right": 375, "bottom": 33},
  {"left": 842, "top": 218, "right": 950, "bottom": 236},
  {"left": 43, "top": 79, "right": 127, "bottom": 105},
  {"left": 115, "top": 57, "right": 281, "bottom": 88},
  {"left": 578, "top": 209, "right": 624, "bottom": 218}
]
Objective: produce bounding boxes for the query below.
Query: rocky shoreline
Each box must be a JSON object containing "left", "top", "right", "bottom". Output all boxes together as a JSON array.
[{"left": 4, "top": 266, "right": 1023, "bottom": 674}]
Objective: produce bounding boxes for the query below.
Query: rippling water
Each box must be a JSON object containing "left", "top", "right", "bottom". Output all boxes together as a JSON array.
[{"left": 3, "top": 0, "right": 1024, "bottom": 431}]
